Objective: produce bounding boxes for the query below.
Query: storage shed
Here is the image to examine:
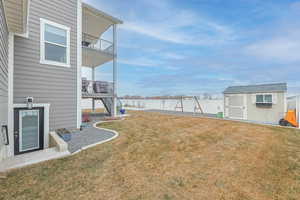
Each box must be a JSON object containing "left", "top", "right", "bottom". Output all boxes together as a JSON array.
[{"left": 223, "top": 83, "right": 287, "bottom": 124}]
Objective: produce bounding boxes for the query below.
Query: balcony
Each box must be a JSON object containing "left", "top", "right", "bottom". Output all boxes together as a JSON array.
[
  {"left": 82, "top": 3, "right": 122, "bottom": 68},
  {"left": 82, "top": 79, "right": 114, "bottom": 98},
  {"left": 82, "top": 37, "right": 114, "bottom": 67},
  {"left": 83, "top": 39, "right": 114, "bottom": 55}
]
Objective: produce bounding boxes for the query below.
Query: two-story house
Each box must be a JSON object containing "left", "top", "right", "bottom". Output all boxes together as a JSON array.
[{"left": 0, "top": 0, "right": 122, "bottom": 162}]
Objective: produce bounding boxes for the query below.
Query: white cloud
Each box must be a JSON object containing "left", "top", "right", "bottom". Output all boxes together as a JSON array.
[
  {"left": 162, "top": 52, "right": 185, "bottom": 60},
  {"left": 121, "top": 22, "right": 187, "bottom": 44},
  {"left": 119, "top": 57, "right": 163, "bottom": 67},
  {"left": 84, "top": 0, "right": 236, "bottom": 46},
  {"left": 243, "top": 1, "right": 300, "bottom": 63},
  {"left": 244, "top": 32, "right": 300, "bottom": 62},
  {"left": 119, "top": 1, "right": 236, "bottom": 46},
  {"left": 121, "top": 19, "right": 235, "bottom": 46}
]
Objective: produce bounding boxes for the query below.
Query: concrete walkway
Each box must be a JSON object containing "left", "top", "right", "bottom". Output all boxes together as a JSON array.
[
  {"left": 67, "top": 123, "right": 118, "bottom": 154},
  {"left": 0, "top": 148, "right": 70, "bottom": 172}
]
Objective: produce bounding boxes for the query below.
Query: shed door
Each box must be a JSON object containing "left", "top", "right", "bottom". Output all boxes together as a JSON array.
[{"left": 225, "top": 94, "right": 247, "bottom": 120}]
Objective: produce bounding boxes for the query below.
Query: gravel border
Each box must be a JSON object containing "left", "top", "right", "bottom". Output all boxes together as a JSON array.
[{"left": 67, "top": 121, "right": 120, "bottom": 154}]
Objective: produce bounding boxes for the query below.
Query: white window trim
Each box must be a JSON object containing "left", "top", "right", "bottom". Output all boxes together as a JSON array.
[
  {"left": 40, "top": 18, "right": 71, "bottom": 68},
  {"left": 256, "top": 93, "right": 273, "bottom": 104}
]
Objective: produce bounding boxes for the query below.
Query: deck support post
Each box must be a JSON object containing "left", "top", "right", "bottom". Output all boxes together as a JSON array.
[
  {"left": 112, "top": 24, "right": 117, "bottom": 117},
  {"left": 92, "top": 99, "right": 95, "bottom": 112},
  {"left": 92, "top": 67, "right": 95, "bottom": 81},
  {"left": 92, "top": 67, "right": 95, "bottom": 112}
]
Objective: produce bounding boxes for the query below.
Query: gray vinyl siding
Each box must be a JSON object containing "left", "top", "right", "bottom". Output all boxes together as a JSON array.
[
  {"left": 13, "top": 0, "right": 78, "bottom": 130},
  {"left": 0, "top": 0, "right": 9, "bottom": 160}
]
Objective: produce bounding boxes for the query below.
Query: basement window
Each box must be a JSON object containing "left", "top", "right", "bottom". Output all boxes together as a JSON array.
[{"left": 40, "top": 18, "right": 70, "bottom": 67}]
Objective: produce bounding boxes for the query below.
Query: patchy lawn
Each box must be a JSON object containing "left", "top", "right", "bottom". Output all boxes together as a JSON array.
[{"left": 1, "top": 111, "right": 300, "bottom": 200}]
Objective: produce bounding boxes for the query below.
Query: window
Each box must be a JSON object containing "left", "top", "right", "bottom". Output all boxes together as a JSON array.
[
  {"left": 256, "top": 94, "right": 272, "bottom": 104},
  {"left": 264, "top": 95, "right": 272, "bottom": 103},
  {"left": 40, "top": 19, "right": 70, "bottom": 67},
  {"left": 256, "top": 95, "right": 264, "bottom": 103}
]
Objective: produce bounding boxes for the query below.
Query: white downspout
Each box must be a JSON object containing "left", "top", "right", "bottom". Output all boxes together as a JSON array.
[
  {"left": 7, "top": 33, "right": 14, "bottom": 157},
  {"left": 76, "top": 0, "right": 82, "bottom": 129}
]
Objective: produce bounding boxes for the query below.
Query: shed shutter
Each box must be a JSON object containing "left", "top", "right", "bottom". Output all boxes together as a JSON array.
[
  {"left": 251, "top": 94, "right": 256, "bottom": 104},
  {"left": 225, "top": 96, "right": 229, "bottom": 106},
  {"left": 273, "top": 93, "right": 277, "bottom": 104}
]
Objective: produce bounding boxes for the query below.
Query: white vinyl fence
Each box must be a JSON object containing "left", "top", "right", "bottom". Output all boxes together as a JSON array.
[
  {"left": 120, "top": 99, "right": 224, "bottom": 114},
  {"left": 81, "top": 99, "right": 105, "bottom": 110},
  {"left": 82, "top": 98, "right": 224, "bottom": 114}
]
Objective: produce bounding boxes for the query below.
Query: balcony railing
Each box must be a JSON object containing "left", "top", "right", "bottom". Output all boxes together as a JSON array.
[
  {"left": 82, "top": 38, "right": 114, "bottom": 55},
  {"left": 82, "top": 79, "right": 113, "bottom": 97}
]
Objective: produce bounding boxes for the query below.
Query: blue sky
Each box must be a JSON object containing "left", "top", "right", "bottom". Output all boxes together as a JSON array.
[{"left": 83, "top": 0, "right": 300, "bottom": 96}]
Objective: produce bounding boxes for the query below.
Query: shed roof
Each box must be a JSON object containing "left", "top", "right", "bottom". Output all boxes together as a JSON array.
[{"left": 223, "top": 83, "right": 287, "bottom": 94}]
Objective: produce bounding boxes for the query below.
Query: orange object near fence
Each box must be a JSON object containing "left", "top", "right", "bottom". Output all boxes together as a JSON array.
[{"left": 284, "top": 110, "right": 298, "bottom": 127}]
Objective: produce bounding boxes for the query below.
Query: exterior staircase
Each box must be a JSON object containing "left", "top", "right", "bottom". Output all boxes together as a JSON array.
[
  {"left": 100, "top": 98, "right": 123, "bottom": 115},
  {"left": 100, "top": 97, "right": 113, "bottom": 114}
]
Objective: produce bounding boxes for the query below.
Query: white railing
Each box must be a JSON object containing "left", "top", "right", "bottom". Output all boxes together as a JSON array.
[{"left": 82, "top": 38, "right": 114, "bottom": 55}]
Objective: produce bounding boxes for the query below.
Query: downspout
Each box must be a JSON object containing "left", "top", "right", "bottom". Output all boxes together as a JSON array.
[
  {"left": 77, "top": 0, "right": 82, "bottom": 129},
  {"left": 7, "top": 33, "right": 14, "bottom": 157}
]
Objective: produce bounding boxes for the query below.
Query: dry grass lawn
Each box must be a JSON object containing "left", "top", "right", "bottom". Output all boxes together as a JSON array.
[{"left": 1, "top": 111, "right": 300, "bottom": 200}]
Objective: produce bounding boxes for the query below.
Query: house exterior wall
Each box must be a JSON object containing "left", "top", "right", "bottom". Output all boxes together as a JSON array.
[
  {"left": 13, "top": 0, "right": 78, "bottom": 130},
  {"left": 246, "top": 92, "right": 285, "bottom": 124},
  {"left": 0, "top": 0, "right": 9, "bottom": 161}
]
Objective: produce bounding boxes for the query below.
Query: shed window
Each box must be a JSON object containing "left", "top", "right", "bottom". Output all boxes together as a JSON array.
[
  {"left": 256, "top": 94, "right": 272, "bottom": 104},
  {"left": 40, "top": 19, "right": 70, "bottom": 67}
]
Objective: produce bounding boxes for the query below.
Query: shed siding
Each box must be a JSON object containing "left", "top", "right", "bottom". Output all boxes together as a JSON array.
[
  {"left": 246, "top": 92, "right": 285, "bottom": 124},
  {"left": 0, "top": 0, "right": 9, "bottom": 160},
  {"left": 13, "top": 0, "right": 78, "bottom": 130}
]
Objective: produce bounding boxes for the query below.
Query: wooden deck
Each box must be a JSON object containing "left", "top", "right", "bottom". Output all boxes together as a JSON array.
[{"left": 82, "top": 92, "right": 114, "bottom": 99}]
